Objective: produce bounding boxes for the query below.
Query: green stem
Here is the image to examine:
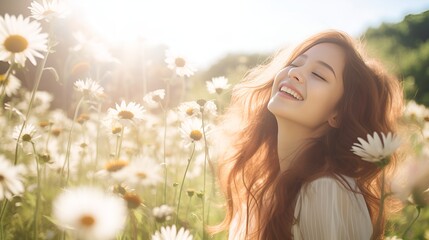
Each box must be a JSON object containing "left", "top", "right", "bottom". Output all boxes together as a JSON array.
[
  {"left": 401, "top": 206, "right": 422, "bottom": 239},
  {"left": 61, "top": 97, "right": 84, "bottom": 185},
  {"left": 162, "top": 81, "right": 170, "bottom": 204},
  {"left": 116, "top": 125, "right": 125, "bottom": 158},
  {"left": 44, "top": 124, "right": 52, "bottom": 152},
  {"left": 31, "top": 142, "right": 41, "bottom": 240},
  {"left": 186, "top": 196, "right": 193, "bottom": 222},
  {"left": 13, "top": 48, "right": 50, "bottom": 165},
  {"left": 130, "top": 210, "right": 137, "bottom": 240},
  {"left": 375, "top": 167, "right": 385, "bottom": 235},
  {"left": 94, "top": 103, "right": 102, "bottom": 173},
  {"left": 176, "top": 143, "right": 196, "bottom": 225},
  {"left": 0, "top": 200, "right": 9, "bottom": 240},
  {"left": 201, "top": 109, "right": 210, "bottom": 239},
  {"left": 0, "top": 63, "right": 14, "bottom": 107}
]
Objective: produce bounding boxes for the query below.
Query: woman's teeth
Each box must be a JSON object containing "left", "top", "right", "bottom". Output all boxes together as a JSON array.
[{"left": 279, "top": 86, "right": 303, "bottom": 101}]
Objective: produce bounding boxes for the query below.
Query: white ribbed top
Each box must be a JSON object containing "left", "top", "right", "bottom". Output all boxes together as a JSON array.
[{"left": 229, "top": 176, "right": 373, "bottom": 240}]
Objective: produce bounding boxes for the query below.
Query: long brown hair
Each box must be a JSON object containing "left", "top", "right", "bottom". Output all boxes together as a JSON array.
[{"left": 214, "top": 30, "right": 403, "bottom": 239}]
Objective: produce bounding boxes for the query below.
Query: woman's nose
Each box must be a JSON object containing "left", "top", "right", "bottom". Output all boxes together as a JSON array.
[{"left": 288, "top": 67, "right": 304, "bottom": 84}]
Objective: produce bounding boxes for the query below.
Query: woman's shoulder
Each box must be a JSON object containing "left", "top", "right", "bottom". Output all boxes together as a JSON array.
[{"left": 295, "top": 174, "right": 369, "bottom": 217}]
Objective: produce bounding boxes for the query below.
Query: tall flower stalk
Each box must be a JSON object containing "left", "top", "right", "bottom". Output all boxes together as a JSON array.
[
  {"left": 402, "top": 206, "right": 422, "bottom": 238},
  {"left": 61, "top": 96, "right": 84, "bottom": 185},
  {"left": 162, "top": 81, "right": 170, "bottom": 204},
  {"left": 116, "top": 125, "right": 125, "bottom": 158},
  {"left": 0, "top": 63, "right": 14, "bottom": 107},
  {"left": 351, "top": 132, "right": 401, "bottom": 236},
  {"left": 31, "top": 142, "right": 41, "bottom": 240},
  {"left": 198, "top": 99, "right": 211, "bottom": 239},
  {"left": 13, "top": 48, "right": 50, "bottom": 165},
  {"left": 176, "top": 143, "right": 196, "bottom": 225}
]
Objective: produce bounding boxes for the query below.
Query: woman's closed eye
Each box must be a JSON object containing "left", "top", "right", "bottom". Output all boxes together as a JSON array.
[{"left": 312, "top": 72, "right": 327, "bottom": 81}]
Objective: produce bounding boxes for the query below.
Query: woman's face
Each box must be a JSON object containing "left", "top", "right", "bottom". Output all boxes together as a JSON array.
[{"left": 268, "top": 43, "right": 345, "bottom": 130}]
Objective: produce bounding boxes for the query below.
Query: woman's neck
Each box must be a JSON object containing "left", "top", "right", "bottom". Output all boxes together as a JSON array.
[{"left": 276, "top": 118, "right": 329, "bottom": 172}]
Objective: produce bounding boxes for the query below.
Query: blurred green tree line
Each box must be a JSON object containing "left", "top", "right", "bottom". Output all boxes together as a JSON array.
[{"left": 364, "top": 10, "right": 429, "bottom": 105}]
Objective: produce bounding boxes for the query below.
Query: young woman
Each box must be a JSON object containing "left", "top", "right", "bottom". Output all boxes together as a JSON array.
[{"left": 215, "top": 30, "right": 403, "bottom": 239}]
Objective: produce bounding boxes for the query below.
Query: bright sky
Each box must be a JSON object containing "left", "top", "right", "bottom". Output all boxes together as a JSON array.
[{"left": 74, "top": 0, "right": 429, "bottom": 68}]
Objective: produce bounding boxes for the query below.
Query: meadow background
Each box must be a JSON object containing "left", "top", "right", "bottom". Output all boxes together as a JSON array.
[{"left": 1, "top": 0, "right": 429, "bottom": 239}]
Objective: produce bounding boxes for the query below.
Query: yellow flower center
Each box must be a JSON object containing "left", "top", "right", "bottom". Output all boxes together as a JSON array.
[
  {"left": 0, "top": 74, "right": 7, "bottom": 85},
  {"left": 0, "top": 175, "right": 4, "bottom": 181},
  {"left": 104, "top": 159, "right": 128, "bottom": 172},
  {"left": 22, "top": 134, "right": 32, "bottom": 142},
  {"left": 186, "top": 108, "right": 194, "bottom": 116},
  {"left": 51, "top": 128, "right": 61, "bottom": 137},
  {"left": 79, "top": 214, "right": 95, "bottom": 227},
  {"left": 174, "top": 57, "right": 186, "bottom": 68},
  {"left": 190, "top": 130, "right": 203, "bottom": 141},
  {"left": 136, "top": 172, "right": 147, "bottom": 179},
  {"left": 123, "top": 192, "right": 142, "bottom": 209},
  {"left": 43, "top": 9, "right": 56, "bottom": 17},
  {"left": 38, "top": 120, "right": 50, "bottom": 128},
  {"left": 215, "top": 88, "right": 223, "bottom": 94},
  {"left": 77, "top": 113, "right": 90, "bottom": 124},
  {"left": 118, "top": 110, "right": 134, "bottom": 120},
  {"left": 4, "top": 35, "right": 28, "bottom": 53},
  {"left": 112, "top": 126, "right": 122, "bottom": 134}
]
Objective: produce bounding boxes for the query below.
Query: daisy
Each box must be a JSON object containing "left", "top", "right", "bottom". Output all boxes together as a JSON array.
[
  {"left": 122, "top": 192, "right": 142, "bottom": 209},
  {"left": 0, "top": 155, "right": 26, "bottom": 200},
  {"left": 4, "top": 103, "right": 25, "bottom": 121},
  {"left": 104, "top": 159, "right": 129, "bottom": 173},
  {"left": 52, "top": 186, "right": 127, "bottom": 240},
  {"left": 143, "top": 89, "right": 165, "bottom": 108},
  {"left": 165, "top": 49, "right": 196, "bottom": 77},
  {"left": 115, "top": 156, "right": 162, "bottom": 187},
  {"left": 202, "top": 100, "right": 218, "bottom": 117},
  {"left": 0, "top": 73, "right": 21, "bottom": 97},
  {"left": 177, "top": 101, "right": 217, "bottom": 120},
  {"left": 74, "top": 78, "right": 104, "bottom": 98},
  {"left": 206, "top": 76, "right": 231, "bottom": 94},
  {"left": 180, "top": 118, "right": 208, "bottom": 150},
  {"left": 95, "top": 158, "right": 129, "bottom": 183},
  {"left": 385, "top": 237, "right": 402, "bottom": 240},
  {"left": 403, "top": 100, "right": 429, "bottom": 121},
  {"left": 152, "top": 225, "right": 193, "bottom": 240},
  {"left": 107, "top": 101, "right": 145, "bottom": 126},
  {"left": 28, "top": 0, "right": 69, "bottom": 22},
  {"left": 13, "top": 123, "right": 40, "bottom": 142},
  {"left": 391, "top": 156, "right": 429, "bottom": 202},
  {"left": 152, "top": 204, "right": 174, "bottom": 223},
  {"left": 351, "top": 132, "right": 401, "bottom": 165},
  {"left": 0, "top": 14, "right": 48, "bottom": 66},
  {"left": 178, "top": 101, "right": 201, "bottom": 119}
]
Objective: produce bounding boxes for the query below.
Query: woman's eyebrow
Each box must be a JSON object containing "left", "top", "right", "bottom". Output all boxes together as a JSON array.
[
  {"left": 299, "top": 54, "right": 337, "bottom": 78},
  {"left": 317, "top": 60, "right": 337, "bottom": 78}
]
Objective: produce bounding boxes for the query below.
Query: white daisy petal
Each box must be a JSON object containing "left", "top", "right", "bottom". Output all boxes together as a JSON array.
[
  {"left": 152, "top": 225, "right": 193, "bottom": 240},
  {"left": 351, "top": 131, "right": 401, "bottom": 164},
  {"left": 0, "top": 14, "right": 48, "bottom": 66},
  {"left": 29, "top": 0, "right": 69, "bottom": 22},
  {"left": 165, "top": 49, "right": 196, "bottom": 77},
  {"left": 0, "top": 155, "right": 26, "bottom": 200},
  {"left": 53, "top": 186, "right": 127, "bottom": 240}
]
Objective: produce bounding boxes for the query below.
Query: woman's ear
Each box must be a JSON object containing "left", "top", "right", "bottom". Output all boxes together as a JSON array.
[{"left": 328, "top": 114, "right": 340, "bottom": 128}]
